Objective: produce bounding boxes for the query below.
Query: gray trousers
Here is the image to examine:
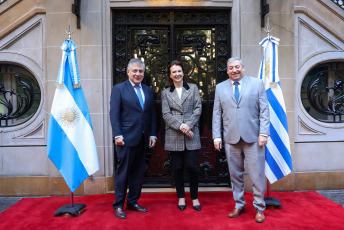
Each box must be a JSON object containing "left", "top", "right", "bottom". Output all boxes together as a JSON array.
[{"left": 225, "top": 139, "right": 266, "bottom": 211}]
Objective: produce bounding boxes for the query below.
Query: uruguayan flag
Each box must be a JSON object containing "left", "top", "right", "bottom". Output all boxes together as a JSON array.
[
  {"left": 258, "top": 36, "right": 293, "bottom": 184},
  {"left": 47, "top": 39, "right": 99, "bottom": 192}
]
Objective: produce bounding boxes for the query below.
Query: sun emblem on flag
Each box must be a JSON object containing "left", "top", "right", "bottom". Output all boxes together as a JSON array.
[
  {"left": 264, "top": 57, "right": 271, "bottom": 81},
  {"left": 59, "top": 106, "right": 80, "bottom": 128}
]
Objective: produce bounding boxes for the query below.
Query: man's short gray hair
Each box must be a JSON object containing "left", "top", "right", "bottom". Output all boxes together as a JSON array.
[
  {"left": 227, "top": 57, "right": 244, "bottom": 67},
  {"left": 127, "top": 58, "right": 145, "bottom": 70}
]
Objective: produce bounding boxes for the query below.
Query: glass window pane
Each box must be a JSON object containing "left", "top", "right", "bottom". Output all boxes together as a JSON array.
[
  {"left": 0, "top": 64, "right": 41, "bottom": 127},
  {"left": 301, "top": 62, "right": 344, "bottom": 123}
]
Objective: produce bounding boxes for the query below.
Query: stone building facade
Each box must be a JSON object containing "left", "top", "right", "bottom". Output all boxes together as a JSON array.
[{"left": 0, "top": 0, "right": 343, "bottom": 196}]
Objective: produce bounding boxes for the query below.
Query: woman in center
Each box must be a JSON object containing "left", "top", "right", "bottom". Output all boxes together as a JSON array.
[{"left": 161, "top": 60, "right": 202, "bottom": 211}]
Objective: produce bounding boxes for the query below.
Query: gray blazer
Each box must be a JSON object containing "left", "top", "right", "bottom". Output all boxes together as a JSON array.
[
  {"left": 212, "top": 76, "right": 270, "bottom": 144},
  {"left": 161, "top": 82, "right": 202, "bottom": 151}
]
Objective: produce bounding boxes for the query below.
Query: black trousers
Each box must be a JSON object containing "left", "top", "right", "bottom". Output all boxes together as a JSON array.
[
  {"left": 113, "top": 135, "right": 146, "bottom": 209},
  {"left": 171, "top": 149, "right": 199, "bottom": 200}
]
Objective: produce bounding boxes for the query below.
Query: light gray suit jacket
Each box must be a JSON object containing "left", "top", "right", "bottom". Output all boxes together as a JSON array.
[
  {"left": 162, "top": 82, "right": 202, "bottom": 151},
  {"left": 212, "top": 76, "right": 269, "bottom": 144}
]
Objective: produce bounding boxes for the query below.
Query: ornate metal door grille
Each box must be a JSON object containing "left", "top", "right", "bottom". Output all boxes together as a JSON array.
[{"left": 112, "top": 9, "right": 231, "bottom": 187}]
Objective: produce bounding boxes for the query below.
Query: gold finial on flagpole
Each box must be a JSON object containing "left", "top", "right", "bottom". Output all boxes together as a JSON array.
[
  {"left": 66, "top": 19, "right": 73, "bottom": 40},
  {"left": 264, "top": 17, "right": 273, "bottom": 36}
]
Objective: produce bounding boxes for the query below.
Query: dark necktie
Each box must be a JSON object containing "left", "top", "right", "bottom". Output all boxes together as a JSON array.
[
  {"left": 134, "top": 85, "right": 144, "bottom": 109},
  {"left": 234, "top": 82, "right": 239, "bottom": 102}
]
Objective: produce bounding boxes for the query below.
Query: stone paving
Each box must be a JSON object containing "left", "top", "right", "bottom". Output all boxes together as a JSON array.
[
  {"left": 1, "top": 190, "right": 343, "bottom": 213},
  {"left": 0, "top": 197, "right": 22, "bottom": 213},
  {"left": 317, "top": 190, "right": 344, "bottom": 208}
]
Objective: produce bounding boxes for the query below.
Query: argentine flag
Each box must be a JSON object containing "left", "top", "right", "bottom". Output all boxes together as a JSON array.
[
  {"left": 47, "top": 39, "right": 99, "bottom": 192},
  {"left": 258, "top": 36, "right": 293, "bottom": 184}
]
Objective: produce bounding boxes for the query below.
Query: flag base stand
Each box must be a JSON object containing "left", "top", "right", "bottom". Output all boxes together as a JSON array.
[
  {"left": 264, "top": 197, "right": 282, "bottom": 209},
  {"left": 54, "top": 191, "right": 86, "bottom": 217},
  {"left": 264, "top": 180, "right": 282, "bottom": 209},
  {"left": 54, "top": 203, "right": 86, "bottom": 217}
]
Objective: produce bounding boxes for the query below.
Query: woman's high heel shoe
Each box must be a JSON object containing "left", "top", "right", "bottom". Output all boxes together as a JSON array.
[
  {"left": 178, "top": 198, "right": 186, "bottom": 211},
  {"left": 192, "top": 199, "right": 201, "bottom": 211},
  {"left": 178, "top": 204, "right": 186, "bottom": 211},
  {"left": 193, "top": 204, "right": 201, "bottom": 211}
]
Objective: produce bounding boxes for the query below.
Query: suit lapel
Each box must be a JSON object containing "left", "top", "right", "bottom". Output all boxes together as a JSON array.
[
  {"left": 238, "top": 76, "right": 249, "bottom": 104},
  {"left": 142, "top": 84, "right": 149, "bottom": 111},
  {"left": 169, "top": 88, "right": 183, "bottom": 110},
  {"left": 125, "top": 80, "right": 142, "bottom": 110},
  {"left": 180, "top": 84, "right": 191, "bottom": 105},
  {"left": 227, "top": 80, "right": 236, "bottom": 103}
]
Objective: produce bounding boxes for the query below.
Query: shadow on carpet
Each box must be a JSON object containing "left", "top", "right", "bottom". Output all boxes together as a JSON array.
[{"left": 1, "top": 191, "right": 343, "bottom": 230}]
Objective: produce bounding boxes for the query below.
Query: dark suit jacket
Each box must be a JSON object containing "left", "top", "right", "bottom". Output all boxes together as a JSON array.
[{"left": 109, "top": 80, "right": 157, "bottom": 147}]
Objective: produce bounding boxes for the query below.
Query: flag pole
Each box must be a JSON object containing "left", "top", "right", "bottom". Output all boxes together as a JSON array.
[
  {"left": 66, "top": 19, "right": 73, "bottom": 40},
  {"left": 262, "top": 17, "right": 282, "bottom": 209},
  {"left": 70, "top": 190, "right": 74, "bottom": 206},
  {"left": 265, "top": 180, "right": 281, "bottom": 209},
  {"left": 264, "top": 17, "right": 272, "bottom": 36}
]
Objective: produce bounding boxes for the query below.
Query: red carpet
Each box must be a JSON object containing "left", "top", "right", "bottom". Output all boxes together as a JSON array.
[{"left": 1, "top": 191, "right": 344, "bottom": 230}]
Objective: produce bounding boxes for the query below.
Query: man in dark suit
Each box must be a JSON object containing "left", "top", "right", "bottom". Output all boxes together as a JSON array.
[
  {"left": 212, "top": 57, "right": 270, "bottom": 223},
  {"left": 110, "top": 58, "right": 157, "bottom": 219}
]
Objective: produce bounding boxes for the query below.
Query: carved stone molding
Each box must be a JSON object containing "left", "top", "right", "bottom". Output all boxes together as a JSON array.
[
  {"left": 297, "top": 18, "right": 342, "bottom": 69},
  {"left": 0, "top": 17, "right": 44, "bottom": 71},
  {"left": 294, "top": 0, "right": 344, "bottom": 44},
  {"left": 0, "top": 0, "right": 46, "bottom": 39},
  {"left": 12, "top": 120, "right": 44, "bottom": 139},
  {"left": 0, "top": 13, "right": 45, "bottom": 145},
  {"left": 298, "top": 116, "right": 326, "bottom": 135}
]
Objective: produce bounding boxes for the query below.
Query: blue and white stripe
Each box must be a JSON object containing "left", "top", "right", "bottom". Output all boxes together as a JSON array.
[
  {"left": 48, "top": 39, "right": 99, "bottom": 192},
  {"left": 258, "top": 36, "right": 293, "bottom": 184}
]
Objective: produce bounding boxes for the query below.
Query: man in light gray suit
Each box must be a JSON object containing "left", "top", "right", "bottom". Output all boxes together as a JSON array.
[{"left": 212, "top": 57, "right": 270, "bottom": 223}]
